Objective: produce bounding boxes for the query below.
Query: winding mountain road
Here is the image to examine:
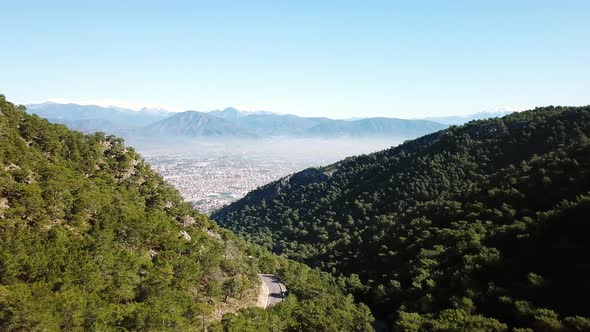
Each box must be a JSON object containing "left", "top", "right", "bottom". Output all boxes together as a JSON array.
[{"left": 258, "top": 274, "right": 286, "bottom": 308}]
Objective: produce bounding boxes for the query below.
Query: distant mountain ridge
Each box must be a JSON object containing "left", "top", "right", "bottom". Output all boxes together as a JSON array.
[
  {"left": 142, "top": 111, "right": 255, "bottom": 137},
  {"left": 305, "top": 116, "right": 445, "bottom": 137},
  {"left": 26, "top": 102, "right": 170, "bottom": 135},
  {"left": 146, "top": 108, "right": 448, "bottom": 138},
  {"left": 206, "top": 107, "right": 275, "bottom": 121},
  {"left": 424, "top": 109, "right": 515, "bottom": 125},
  {"left": 27, "top": 102, "right": 515, "bottom": 139}
]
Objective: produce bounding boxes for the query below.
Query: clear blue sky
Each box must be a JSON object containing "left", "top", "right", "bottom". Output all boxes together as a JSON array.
[{"left": 1, "top": 0, "right": 589, "bottom": 118}]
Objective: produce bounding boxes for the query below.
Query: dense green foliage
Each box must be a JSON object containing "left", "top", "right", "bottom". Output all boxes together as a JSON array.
[
  {"left": 0, "top": 95, "right": 259, "bottom": 330},
  {"left": 212, "top": 246, "right": 374, "bottom": 331},
  {"left": 214, "top": 106, "right": 590, "bottom": 330},
  {"left": 0, "top": 96, "right": 373, "bottom": 331}
]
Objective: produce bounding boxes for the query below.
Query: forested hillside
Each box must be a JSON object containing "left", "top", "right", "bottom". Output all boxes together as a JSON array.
[
  {"left": 213, "top": 106, "right": 590, "bottom": 331},
  {"left": 0, "top": 96, "right": 373, "bottom": 331}
]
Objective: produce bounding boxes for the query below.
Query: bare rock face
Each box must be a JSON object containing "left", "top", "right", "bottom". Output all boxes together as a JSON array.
[
  {"left": 205, "top": 228, "right": 222, "bottom": 240},
  {"left": 179, "top": 230, "right": 192, "bottom": 241},
  {"left": 179, "top": 215, "right": 195, "bottom": 227},
  {"left": 3, "top": 163, "right": 19, "bottom": 171},
  {"left": 0, "top": 197, "right": 9, "bottom": 210},
  {"left": 0, "top": 198, "right": 9, "bottom": 219},
  {"left": 147, "top": 248, "right": 159, "bottom": 258}
]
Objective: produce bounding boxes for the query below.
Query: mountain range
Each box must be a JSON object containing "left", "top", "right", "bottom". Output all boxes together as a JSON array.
[
  {"left": 25, "top": 102, "right": 170, "bottom": 136},
  {"left": 143, "top": 110, "right": 256, "bottom": 137},
  {"left": 146, "top": 109, "right": 447, "bottom": 139},
  {"left": 25, "top": 102, "right": 515, "bottom": 140}
]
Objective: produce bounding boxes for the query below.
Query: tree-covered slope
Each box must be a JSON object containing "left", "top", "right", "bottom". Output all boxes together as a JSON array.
[
  {"left": 213, "top": 106, "right": 590, "bottom": 330},
  {"left": 0, "top": 96, "right": 262, "bottom": 330},
  {"left": 0, "top": 96, "right": 373, "bottom": 331}
]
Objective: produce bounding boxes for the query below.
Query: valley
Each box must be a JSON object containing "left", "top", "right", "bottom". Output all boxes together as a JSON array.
[
  {"left": 134, "top": 137, "right": 399, "bottom": 214},
  {"left": 3, "top": 1, "right": 588, "bottom": 330}
]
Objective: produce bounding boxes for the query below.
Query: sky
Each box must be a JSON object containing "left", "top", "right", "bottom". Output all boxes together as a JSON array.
[{"left": 1, "top": 0, "right": 589, "bottom": 118}]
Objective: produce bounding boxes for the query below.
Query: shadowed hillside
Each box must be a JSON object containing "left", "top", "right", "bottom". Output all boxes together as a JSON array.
[{"left": 214, "top": 105, "right": 590, "bottom": 330}]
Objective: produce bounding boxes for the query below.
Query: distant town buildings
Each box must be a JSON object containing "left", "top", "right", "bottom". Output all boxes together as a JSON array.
[{"left": 144, "top": 152, "right": 302, "bottom": 214}]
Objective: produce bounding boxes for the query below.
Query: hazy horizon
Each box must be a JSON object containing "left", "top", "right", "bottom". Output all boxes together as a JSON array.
[{"left": 22, "top": 99, "right": 524, "bottom": 120}]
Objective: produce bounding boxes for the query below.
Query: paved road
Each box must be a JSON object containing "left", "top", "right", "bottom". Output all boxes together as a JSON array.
[{"left": 259, "top": 274, "right": 286, "bottom": 307}]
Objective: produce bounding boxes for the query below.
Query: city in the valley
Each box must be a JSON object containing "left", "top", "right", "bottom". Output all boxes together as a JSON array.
[{"left": 140, "top": 138, "right": 395, "bottom": 214}]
